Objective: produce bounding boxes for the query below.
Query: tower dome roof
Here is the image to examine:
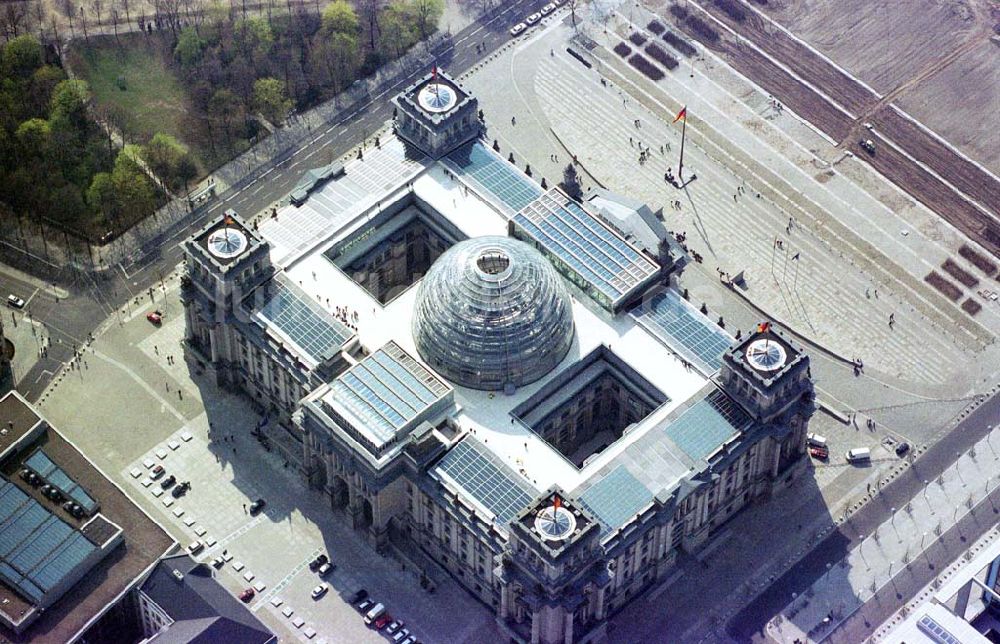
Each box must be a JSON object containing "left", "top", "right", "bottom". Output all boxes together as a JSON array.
[{"left": 411, "top": 236, "right": 575, "bottom": 391}]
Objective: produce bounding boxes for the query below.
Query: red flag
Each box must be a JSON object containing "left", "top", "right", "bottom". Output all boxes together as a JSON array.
[
  {"left": 757, "top": 322, "right": 770, "bottom": 334},
  {"left": 672, "top": 106, "right": 687, "bottom": 123},
  {"left": 223, "top": 214, "right": 234, "bottom": 226},
  {"left": 552, "top": 495, "right": 561, "bottom": 511},
  {"left": 432, "top": 65, "right": 438, "bottom": 84}
]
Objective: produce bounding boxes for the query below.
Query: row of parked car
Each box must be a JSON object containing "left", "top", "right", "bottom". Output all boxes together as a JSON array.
[
  {"left": 357, "top": 593, "right": 420, "bottom": 644},
  {"left": 509, "top": 0, "right": 563, "bottom": 37},
  {"left": 806, "top": 432, "right": 909, "bottom": 464}
]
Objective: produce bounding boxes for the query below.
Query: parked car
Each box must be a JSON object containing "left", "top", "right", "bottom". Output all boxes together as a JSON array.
[
  {"left": 373, "top": 613, "right": 392, "bottom": 630},
  {"left": 357, "top": 599, "right": 374, "bottom": 613},
  {"left": 146, "top": 310, "right": 162, "bottom": 325},
  {"left": 6, "top": 294, "right": 25, "bottom": 309},
  {"left": 509, "top": 22, "right": 526, "bottom": 36},
  {"left": 401, "top": 637, "right": 417, "bottom": 644},
  {"left": 525, "top": 12, "right": 541, "bottom": 25},
  {"left": 386, "top": 620, "right": 404, "bottom": 635},
  {"left": 808, "top": 445, "right": 829, "bottom": 460},
  {"left": 317, "top": 562, "right": 334, "bottom": 576},
  {"left": 150, "top": 465, "right": 165, "bottom": 480},
  {"left": 311, "top": 583, "right": 329, "bottom": 599},
  {"left": 239, "top": 588, "right": 255, "bottom": 603},
  {"left": 249, "top": 498, "right": 266, "bottom": 515},
  {"left": 349, "top": 589, "right": 369, "bottom": 604},
  {"left": 859, "top": 139, "right": 876, "bottom": 154},
  {"left": 393, "top": 628, "right": 410, "bottom": 643},
  {"left": 846, "top": 447, "right": 871, "bottom": 463},
  {"left": 540, "top": 3, "right": 555, "bottom": 15},
  {"left": 309, "top": 554, "right": 328, "bottom": 571},
  {"left": 895, "top": 442, "right": 911, "bottom": 456},
  {"left": 160, "top": 475, "right": 176, "bottom": 489},
  {"left": 172, "top": 481, "right": 191, "bottom": 498}
]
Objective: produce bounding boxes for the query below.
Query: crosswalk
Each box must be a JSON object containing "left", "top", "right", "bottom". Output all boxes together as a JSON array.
[{"left": 523, "top": 48, "right": 978, "bottom": 385}]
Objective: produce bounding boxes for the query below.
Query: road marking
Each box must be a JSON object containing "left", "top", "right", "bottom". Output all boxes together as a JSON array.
[
  {"left": 23, "top": 287, "right": 40, "bottom": 307},
  {"left": 90, "top": 349, "right": 187, "bottom": 423}
]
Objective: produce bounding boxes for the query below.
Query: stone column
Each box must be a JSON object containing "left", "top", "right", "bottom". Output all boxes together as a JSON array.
[
  {"left": 530, "top": 609, "right": 541, "bottom": 644},
  {"left": 563, "top": 609, "right": 574, "bottom": 644}
]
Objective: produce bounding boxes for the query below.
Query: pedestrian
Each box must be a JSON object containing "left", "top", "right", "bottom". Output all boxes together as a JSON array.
[
  {"left": 243, "top": 503, "right": 247, "bottom": 513},
  {"left": 733, "top": 194, "right": 737, "bottom": 203},
  {"left": 154, "top": 345, "right": 159, "bottom": 355},
  {"left": 865, "top": 288, "right": 870, "bottom": 299},
  {"left": 511, "top": 116, "right": 516, "bottom": 126}
]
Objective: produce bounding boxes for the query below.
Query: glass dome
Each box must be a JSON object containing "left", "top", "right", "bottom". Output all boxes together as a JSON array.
[{"left": 411, "top": 236, "right": 575, "bottom": 391}]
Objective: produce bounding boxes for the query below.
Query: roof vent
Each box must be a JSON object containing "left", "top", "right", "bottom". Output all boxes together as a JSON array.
[{"left": 172, "top": 570, "right": 184, "bottom": 582}]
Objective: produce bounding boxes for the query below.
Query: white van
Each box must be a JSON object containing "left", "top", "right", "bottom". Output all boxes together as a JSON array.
[
  {"left": 846, "top": 447, "right": 871, "bottom": 463},
  {"left": 364, "top": 603, "right": 386, "bottom": 625},
  {"left": 807, "top": 433, "right": 827, "bottom": 448}
]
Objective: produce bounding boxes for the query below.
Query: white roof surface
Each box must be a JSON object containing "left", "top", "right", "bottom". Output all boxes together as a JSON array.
[{"left": 261, "top": 135, "right": 714, "bottom": 505}]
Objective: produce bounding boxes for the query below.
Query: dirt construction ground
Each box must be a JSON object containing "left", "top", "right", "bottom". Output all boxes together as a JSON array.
[{"left": 648, "top": 0, "right": 1000, "bottom": 258}]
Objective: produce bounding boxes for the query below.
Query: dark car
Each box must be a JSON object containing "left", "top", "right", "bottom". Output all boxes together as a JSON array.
[
  {"left": 249, "top": 498, "right": 266, "bottom": 515},
  {"left": 161, "top": 475, "right": 176, "bottom": 489},
  {"left": 895, "top": 442, "right": 911, "bottom": 456},
  {"left": 172, "top": 481, "right": 191, "bottom": 498},
  {"left": 349, "top": 589, "right": 368, "bottom": 604},
  {"left": 239, "top": 588, "right": 255, "bottom": 603},
  {"left": 309, "top": 554, "right": 328, "bottom": 572}
]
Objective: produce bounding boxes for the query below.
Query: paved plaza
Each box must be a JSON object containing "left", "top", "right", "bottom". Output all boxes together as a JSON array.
[{"left": 35, "top": 278, "right": 502, "bottom": 644}]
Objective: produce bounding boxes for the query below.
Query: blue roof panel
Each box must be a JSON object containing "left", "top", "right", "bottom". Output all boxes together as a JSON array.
[
  {"left": 434, "top": 438, "right": 535, "bottom": 527},
  {"left": 631, "top": 288, "right": 734, "bottom": 375},
  {"left": 578, "top": 466, "right": 653, "bottom": 535},
  {"left": 445, "top": 142, "right": 542, "bottom": 215},
  {"left": 663, "top": 390, "right": 752, "bottom": 461}
]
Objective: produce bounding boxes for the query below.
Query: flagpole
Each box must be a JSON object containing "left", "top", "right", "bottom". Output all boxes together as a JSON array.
[
  {"left": 794, "top": 254, "right": 800, "bottom": 291},
  {"left": 678, "top": 113, "right": 686, "bottom": 179},
  {"left": 782, "top": 245, "right": 790, "bottom": 282},
  {"left": 770, "top": 236, "right": 777, "bottom": 280}
]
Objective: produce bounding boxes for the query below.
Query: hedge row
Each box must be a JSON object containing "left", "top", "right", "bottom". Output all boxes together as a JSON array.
[
  {"left": 645, "top": 43, "right": 679, "bottom": 70},
  {"left": 628, "top": 54, "right": 665, "bottom": 81},
  {"left": 613, "top": 42, "right": 633, "bottom": 57}
]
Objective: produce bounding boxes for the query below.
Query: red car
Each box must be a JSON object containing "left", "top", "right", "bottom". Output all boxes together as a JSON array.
[
  {"left": 808, "top": 445, "right": 829, "bottom": 460},
  {"left": 239, "top": 588, "right": 255, "bottom": 603},
  {"left": 373, "top": 614, "right": 392, "bottom": 630},
  {"left": 146, "top": 311, "right": 162, "bottom": 325}
]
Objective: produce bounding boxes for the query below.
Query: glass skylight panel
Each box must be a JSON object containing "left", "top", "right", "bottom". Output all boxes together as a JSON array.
[
  {"left": 578, "top": 466, "right": 654, "bottom": 534},
  {"left": 445, "top": 142, "right": 542, "bottom": 215},
  {"left": 255, "top": 277, "right": 354, "bottom": 364},
  {"left": 631, "top": 289, "right": 735, "bottom": 375},
  {"left": 663, "top": 390, "right": 752, "bottom": 461},
  {"left": 434, "top": 439, "right": 534, "bottom": 525},
  {"left": 513, "top": 190, "right": 658, "bottom": 307}
]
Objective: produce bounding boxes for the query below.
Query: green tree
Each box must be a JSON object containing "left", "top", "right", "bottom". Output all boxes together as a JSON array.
[
  {"left": 235, "top": 17, "right": 274, "bottom": 64},
  {"left": 28, "top": 65, "right": 66, "bottom": 116},
  {"left": 49, "top": 79, "right": 90, "bottom": 130},
  {"left": 86, "top": 171, "right": 117, "bottom": 219},
  {"left": 142, "top": 132, "right": 188, "bottom": 183},
  {"left": 111, "top": 149, "right": 156, "bottom": 222},
  {"left": 174, "top": 27, "right": 206, "bottom": 68},
  {"left": 252, "top": 77, "right": 292, "bottom": 124},
  {"left": 14, "top": 118, "right": 51, "bottom": 155},
  {"left": 412, "top": 0, "right": 443, "bottom": 39},
  {"left": 2, "top": 35, "right": 43, "bottom": 80},
  {"left": 322, "top": 1, "right": 359, "bottom": 35}
]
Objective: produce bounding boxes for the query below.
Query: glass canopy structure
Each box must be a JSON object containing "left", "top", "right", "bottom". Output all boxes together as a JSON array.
[{"left": 411, "top": 236, "right": 575, "bottom": 391}]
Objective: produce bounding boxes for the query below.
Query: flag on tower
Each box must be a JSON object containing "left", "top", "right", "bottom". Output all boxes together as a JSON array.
[
  {"left": 673, "top": 106, "right": 687, "bottom": 123},
  {"left": 757, "top": 321, "right": 771, "bottom": 334},
  {"left": 432, "top": 65, "right": 438, "bottom": 83},
  {"left": 553, "top": 495, "right": 562, "bottom": 511},
  {"left": 223, "top": 213, "right": 234, "bottom": 227}
]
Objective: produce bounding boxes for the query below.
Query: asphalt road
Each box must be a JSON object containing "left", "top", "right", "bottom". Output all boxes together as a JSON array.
[
  {"left": 730, "top": 389, "right": 1000, "bottom": 642},
  {"left": 7, "top": 0, "right": 547, "bottom": 402}
]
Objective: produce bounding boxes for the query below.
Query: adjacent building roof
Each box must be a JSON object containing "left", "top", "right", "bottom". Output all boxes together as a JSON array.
[
  {"left": 0, "top": 479, "right": 99, "bottom": 603},
  {"left": 139, "top": 553, "right": 275, "bottom": 644},
  {"left": 512, "top": 189, "right": 660, "bottom": 310},
  {"left": 0, "top": 391, "right": 173, "bottom": 643}
]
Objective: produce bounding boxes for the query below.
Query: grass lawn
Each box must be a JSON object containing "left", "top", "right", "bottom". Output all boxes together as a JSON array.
[{"left": 68, "top": 34, "right": 211, "bottom": 176}]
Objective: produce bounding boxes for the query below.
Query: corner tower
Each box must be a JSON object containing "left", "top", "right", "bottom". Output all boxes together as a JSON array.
[
  {"left": 498, "top": 490, "right": 610, "bottom": 644},
  {"left": 180, "top": 210, "right": 273, "bottom": 387},
  {"left": 393, "top": 68, "right": 481, "bottom": 158}
]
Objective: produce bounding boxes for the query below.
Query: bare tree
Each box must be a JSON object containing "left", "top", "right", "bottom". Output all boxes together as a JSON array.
[
  {"left": 1, "top": 3, "right": 30, "bottom": 39},
  {"left": 121, "top": 0, "right": 130, "bottom": 27},
  {"left": 32, "top": 0, "right": 47, "bottom": 41},
  {"left": 93, "top": 0, "right": 103, "bottom": 26},
  {"left": 79, "top": 5, "right": 89, "bottom": 41},
  {"left": 63, "top": 0, "right": 76, "bottom": 37},
  {"left": 111, "top": 8, "right": 120, "bottom": 42}
]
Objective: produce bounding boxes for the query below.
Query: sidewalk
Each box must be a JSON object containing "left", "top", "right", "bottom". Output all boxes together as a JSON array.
[{"left": 766, "top": 423, "right": 1000, "bottom": 643}]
